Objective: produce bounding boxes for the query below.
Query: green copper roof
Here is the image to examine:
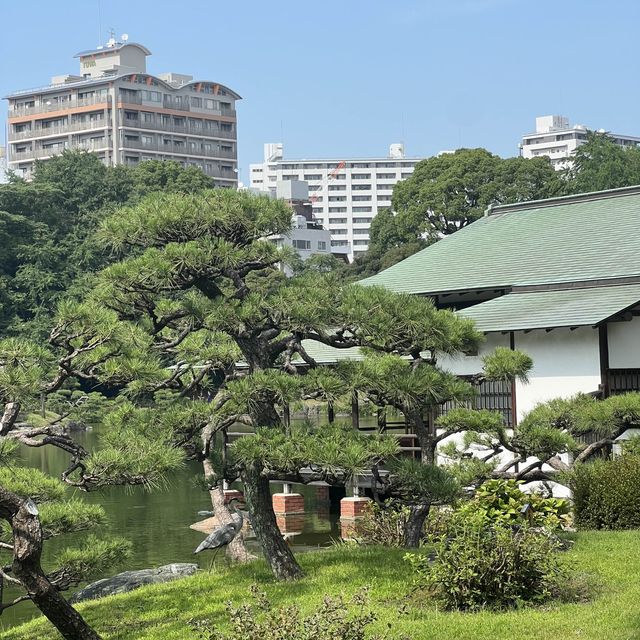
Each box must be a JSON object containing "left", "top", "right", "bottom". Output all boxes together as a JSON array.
[
  {"left": 458, "top": 283, "right": 640, "bottom": 332},
  {"left": 362, "top": 186, "right": 640, "bottom": 295},
  {"left": 295, "top": 342, "right": 364, "bottom": 365}
]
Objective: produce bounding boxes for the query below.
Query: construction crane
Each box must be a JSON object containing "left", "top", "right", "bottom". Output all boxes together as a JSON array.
[{"left": 308, "top": 160, "right": 346, "bottom": 205}]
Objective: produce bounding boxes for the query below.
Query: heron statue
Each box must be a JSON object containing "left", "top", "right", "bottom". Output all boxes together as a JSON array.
[{"left": 194, "top": 498, "right": 245, "bottom": 570}]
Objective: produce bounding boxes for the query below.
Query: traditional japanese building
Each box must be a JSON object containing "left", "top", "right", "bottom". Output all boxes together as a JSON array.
[{"left": 362, "top": 185, "right": 640, "bottom": 423}]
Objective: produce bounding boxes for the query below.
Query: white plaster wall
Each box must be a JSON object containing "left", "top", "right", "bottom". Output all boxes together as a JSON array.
[
  {"left": 608, "top": 317, "right": 640, "bottom": 369},
  {"left": 514, "top": 326, "right": 601, "bottom": 420},
  {"left": 438, "top": 333, "right": 510, "bottom": 376}
]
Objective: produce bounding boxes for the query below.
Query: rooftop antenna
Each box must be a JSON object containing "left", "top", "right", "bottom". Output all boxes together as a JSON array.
[
  {"left": 97, "top": 0, "right": 103, "bottom": 46},
  {"left": 107, "top": 27, "right": 116, "bottom": 47}
]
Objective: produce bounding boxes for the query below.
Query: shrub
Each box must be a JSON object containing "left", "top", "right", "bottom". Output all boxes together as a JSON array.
[
  {"left": 457, "top": 479, "right": 571, "bottom": 530},
  {"left": 354, "top": 500, "right": 412, "bottom": 547},
  {"left": 191, "top": 585, "right": 407, "bottom": 640},
  {"left": 406, "top": 515, "right": 566, "bottom": 611},
  {"left": 570, "top": 454, "right": 640, "bottom": 529}
]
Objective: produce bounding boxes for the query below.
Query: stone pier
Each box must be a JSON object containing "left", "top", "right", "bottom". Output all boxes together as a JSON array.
[
  {"left": 339, "top": 496, "right": 371, "bottom": 539},
  {"left": 273, "top": 484, "right": 305, "bottom": 537}
]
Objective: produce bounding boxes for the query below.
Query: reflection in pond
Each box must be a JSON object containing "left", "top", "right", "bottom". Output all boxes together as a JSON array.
[{"left": 0, "top": 418, "right": 358, "bottom": 630}]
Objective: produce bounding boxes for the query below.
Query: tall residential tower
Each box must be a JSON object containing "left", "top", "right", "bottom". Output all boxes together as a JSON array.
[
  {"left": 5, "top": 37, "right": 240, "bottom": 185},
  {"left": 250, "top": 143, "right": 422, "bottom": 261}
]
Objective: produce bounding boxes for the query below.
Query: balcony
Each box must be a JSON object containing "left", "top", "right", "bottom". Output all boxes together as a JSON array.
[
  {"left": 10, "top": 139, "right": 109, "bottom": 162},
  {"left": 9, "top": 118, "right": 109, "bottom": 141},
  {"left": 121, "top": 118, "right": 236, "bottom": 139},
  {"left": 122, "top": 138, "right": 236, "bottom": 159},
  {"left": 9, "top": 95, "right": 111, "bottom": 118}
]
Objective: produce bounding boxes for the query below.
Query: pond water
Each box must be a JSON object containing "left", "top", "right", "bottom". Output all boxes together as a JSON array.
[{"left": 0, "top": 417, "right": 380, "bottom": 631}]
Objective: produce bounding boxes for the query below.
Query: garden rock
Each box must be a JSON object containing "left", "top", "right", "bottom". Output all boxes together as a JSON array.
[{"left": 70, "top": 563, "right": 198, "bottom": 603}]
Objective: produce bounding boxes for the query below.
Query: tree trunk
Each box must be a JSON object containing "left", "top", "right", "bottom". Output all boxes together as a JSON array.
[
  {"left": 409, "top": 410, "right": 437, "bottom": 465},
  {"left": 202, "top": 459, "right": 252, "bottom": 563},
  {"left": 242, "top": 463, "right": 303, "bottom": 581},
  {"left": 404, "top": 503, "right": 431, "bottom": 548},
  {"left": 0, "top": 487, "right": 101, "bottom": 640}
]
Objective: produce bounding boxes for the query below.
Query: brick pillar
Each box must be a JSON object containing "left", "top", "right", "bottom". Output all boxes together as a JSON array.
[
  {"left": 340, "top": 496, "right": 371, "bottom": 539},
  {"left": 273, "top": 492, "right": 305, "bottom": 537},
  {"left": 272, "top": 492, "right": 305, "bottom": 515},
  {"left": 223, "top": 489, "right": 244, "bottom": 504}
]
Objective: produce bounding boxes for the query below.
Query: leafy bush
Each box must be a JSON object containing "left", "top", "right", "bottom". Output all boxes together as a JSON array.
[
  {"left": 354, "top": 501, "right": 412, "bottom": 547},
  {"left": 406, "top": 515, "right": 566, "bottom": 610},
  {"left": 570, "top": 454, "right": 640, "bottom": 529},
  {"left": 192, "top": 585, "right": 407, "bottom": 640},
  {"left": 458, "top": 479, "right": 571, "bottom": 530}
]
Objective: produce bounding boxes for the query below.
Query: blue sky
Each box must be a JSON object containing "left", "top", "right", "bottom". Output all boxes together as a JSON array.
[{"left": 1, "top": 0, "right": 638, "bottom": 182}]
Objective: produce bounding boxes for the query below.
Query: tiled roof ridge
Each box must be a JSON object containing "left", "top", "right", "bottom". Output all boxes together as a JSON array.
[{"left": 487, "top": 184, "right": 640, "bottom": 216}]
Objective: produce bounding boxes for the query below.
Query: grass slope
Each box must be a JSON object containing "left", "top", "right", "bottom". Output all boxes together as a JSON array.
[{"left": 6, "top": 531, "right": 640, "bottom": 640}]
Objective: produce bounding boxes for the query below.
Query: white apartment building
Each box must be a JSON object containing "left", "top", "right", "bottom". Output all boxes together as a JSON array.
[
  {"left": 4, "top": 37, "right": 239, "bottom": 184},
  {"left": 250, "top": 143, "right": 422, "bottom": 261},
  {"left": 520, "top": 115, "right": 640, "bottom": 170},
  {"left": 258, "top": 179, "right": 349, "bottom": 271},
  {"left": 0, "top": 147, "right": 8, "bottom": 184}
]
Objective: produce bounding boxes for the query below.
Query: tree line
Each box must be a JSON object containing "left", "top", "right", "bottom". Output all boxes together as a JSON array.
[{"left": 348, "top": 130, "right": 640, "bottom": 277}]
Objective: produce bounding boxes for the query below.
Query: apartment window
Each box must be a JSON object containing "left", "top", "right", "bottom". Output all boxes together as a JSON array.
[
  {"left": 330, "top": 228, "right": 348, "bottom": 235},
  {"left": 329, "top": 207, "right": 347, "bottom": 213},
  {"left": 142, "top": 135, "right": 153, "bottom": 145},
  {"left": 142, "top": 90, "right": 162, "bottom": 102},
  {"left": 328, "top": 185, "right": 346, "bottom": 191},
  {"left": 353, "top": 206, "right": 372, "bottom": 213},
  {"left": 401, "top": 173, "right": 413, "bottom": 178},
  {"left": 191, "top": 97, "right": 203, "bottom": 107},
  {"left": 401, "top": 162, "right": 414, "bottom": 167},
  {"left": 376, "top": 173, "right": 396, "bottom": 179},
  {"left": 377, "top": 184, "right": 394, "bottom": 190},
  {"left": 304, "top": 174, "right": 322, "bottom": 181},
  {"left": 292, "top": 239, "right": 311, "bottom": 250},
  {"left": 317, "top": 241, "right": 327, "bottom": 251},
  {"left": 353, "top": 240, "right": 369, "bottom": 246},
  {"left": 377, "top": 195, "right": 391, "bottom": 201},
  {"left": 205, "top": 99, "right": 216, "bottom": 109},
  {"left": 221, "top": 123, "right": 233, "bottom": 132},
  {"left": 351, "top": 163, "right": 370, "bottom": 168},
  {"left": 124, "top": 110, "right": 139, "bottom": 121},
  {"left": 352, "top": 184, "right": 371, "bottom": 190},
  {"left": 142, "top": 112, "right": 154, "bottom": 123},
  {"left": 353, "top": 217, "right": 372, "bottom": 224},
  {"left": 329, "top": 196, "right": 346, "bottom": 202},
  {"left": 312, "top": 207, "right": 324, "bottom": 214},
  {"left": 353, "top": 228, "right": 369, "bottom": 235},
  {"left": 351, "top": 173, "right": 371, "bottom": 179},
  {"left": 331, "top": 240, "right": 349, "bottom": 247},
  {"left": 329, "top": 218, "right": 347, "bottom": 224},
  {"left": 352, "top": 195, "right": 371, "bottom": 201}
]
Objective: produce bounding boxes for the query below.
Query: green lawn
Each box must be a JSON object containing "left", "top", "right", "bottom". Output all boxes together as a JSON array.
[{"left": 6, "top": 531, "right": 640, "bottom": 640}]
